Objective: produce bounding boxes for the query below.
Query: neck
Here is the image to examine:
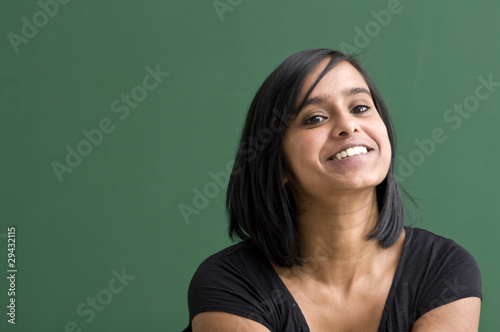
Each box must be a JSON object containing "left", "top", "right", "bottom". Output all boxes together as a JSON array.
[{"left": 291, "top": 188, "right": 385, "bottom": 286}]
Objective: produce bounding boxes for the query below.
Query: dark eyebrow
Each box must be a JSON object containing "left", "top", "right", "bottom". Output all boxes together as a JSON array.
[
  {"left": 343, "top": 87, "right": 372, "bottom": 98},
  {"left": 298, "top": 87, "right": 372, "bottom": 112},
  {"left": 299, "top": 96, "right": 326, "bottom": 111}
]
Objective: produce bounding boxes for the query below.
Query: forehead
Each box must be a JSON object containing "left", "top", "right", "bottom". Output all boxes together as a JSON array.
[{"left": 298, "top": 59, "right": 369, "bottom": 102}]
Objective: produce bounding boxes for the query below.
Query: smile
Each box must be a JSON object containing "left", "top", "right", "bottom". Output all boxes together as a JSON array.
[{"left": 334, "top": 146, "right": 368, "bottom": 160}]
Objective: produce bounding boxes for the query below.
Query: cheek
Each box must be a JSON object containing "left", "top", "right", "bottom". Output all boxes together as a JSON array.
[
  {"left": 285, "top": 143, "right": 308, "bottom": 173},
  {"left": 283, "top": 133, "right": 322, "bottom": 173},
  {"left": 367, "top": 117, "right": 392, "bottom": 166},
  {"left": 282, "top": 135, "right": 301, "bottom": 178},
  {"left": 380, "top": 129, "right": 391, "bottom": 156},
  {"left": 377, "top": 127, "right": 392, "bottom": 171}
]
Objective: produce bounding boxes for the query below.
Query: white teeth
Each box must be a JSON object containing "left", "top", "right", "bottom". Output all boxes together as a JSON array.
[{"left": 334, "top": 146, "right": 368, "bottom": 161}]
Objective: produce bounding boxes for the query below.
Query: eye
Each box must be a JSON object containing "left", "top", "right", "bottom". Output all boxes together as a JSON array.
[
  {"left": 303, "top": 115, "right": 327, "bottom": 125},
  {"left": 352, "top": 105, "right": 370, "bottom": 114}
]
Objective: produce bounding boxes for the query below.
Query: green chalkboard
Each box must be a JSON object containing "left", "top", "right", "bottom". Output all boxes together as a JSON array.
[{"left": 1, "top": 0, "right": 498, "bottom": 331}]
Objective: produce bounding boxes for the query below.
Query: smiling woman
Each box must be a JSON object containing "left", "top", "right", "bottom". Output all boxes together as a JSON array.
[{"left": 183, "top": 49, "right": 482, "bottom": 332}]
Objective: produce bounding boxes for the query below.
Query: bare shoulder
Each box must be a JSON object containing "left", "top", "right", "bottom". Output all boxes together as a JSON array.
[
  {"left": 412, "top": 297, "right": 481, "bottom": 332},
  {"left": 192, "top": 311, "right": 271, "bottom": 332}
]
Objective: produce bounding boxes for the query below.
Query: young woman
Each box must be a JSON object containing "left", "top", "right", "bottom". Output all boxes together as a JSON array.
[{"left": 184, "top": 49, "right": 482, "bottom": 331}]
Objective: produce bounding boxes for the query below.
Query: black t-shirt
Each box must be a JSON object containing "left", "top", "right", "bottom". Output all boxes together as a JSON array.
[{"left": 184, "top": 227, "right": 482, "bottom": 331}]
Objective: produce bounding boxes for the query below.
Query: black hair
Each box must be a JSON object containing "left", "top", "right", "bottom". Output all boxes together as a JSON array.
[{"left": 226, "top": 48, "right": 404, "bottom": 268}]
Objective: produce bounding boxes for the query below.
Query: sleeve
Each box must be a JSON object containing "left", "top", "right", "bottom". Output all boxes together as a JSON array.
[
  {"left": 184, "top": 253, "right": 277, "bottom": 331},
  {"left": 414, "top": 240, "right": 482, "bottom": 321}
]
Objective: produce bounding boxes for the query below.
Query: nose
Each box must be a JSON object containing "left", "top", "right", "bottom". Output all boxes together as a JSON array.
[{"left": 331, "top": 112, "right": 359, "bottom": 137}]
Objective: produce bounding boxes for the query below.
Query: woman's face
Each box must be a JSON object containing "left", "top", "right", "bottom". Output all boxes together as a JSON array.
[{"left": 282, "top": 59, "right": 391, "bottom": 201}]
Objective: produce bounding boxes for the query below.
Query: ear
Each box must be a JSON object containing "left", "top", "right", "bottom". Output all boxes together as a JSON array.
[{"left": 282, "top": 161, "right": 291, "bottom": 184}]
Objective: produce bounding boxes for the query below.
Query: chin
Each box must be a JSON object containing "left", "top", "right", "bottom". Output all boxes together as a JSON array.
[{"left": 331, "top": 177, "right": 385, "bottom": 192}]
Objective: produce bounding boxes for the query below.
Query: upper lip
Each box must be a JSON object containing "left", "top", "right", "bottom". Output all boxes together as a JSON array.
[{"left": 326, "top": 142, "right": 374, "bottom": 160}]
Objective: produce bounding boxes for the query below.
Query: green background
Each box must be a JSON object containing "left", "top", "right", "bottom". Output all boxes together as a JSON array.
[{"left": 1, "top": 0, "right": 498, "bottom": 331}]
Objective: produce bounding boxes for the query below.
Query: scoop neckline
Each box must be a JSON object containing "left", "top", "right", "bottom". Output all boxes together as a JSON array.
[{"left": 264, "top": 226, "right": 412, "bottom": 331}]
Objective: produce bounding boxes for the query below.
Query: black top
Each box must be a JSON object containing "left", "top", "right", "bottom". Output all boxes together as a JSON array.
[{"left": 184, "top": 227, "right": 482, "bottom": 331}]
